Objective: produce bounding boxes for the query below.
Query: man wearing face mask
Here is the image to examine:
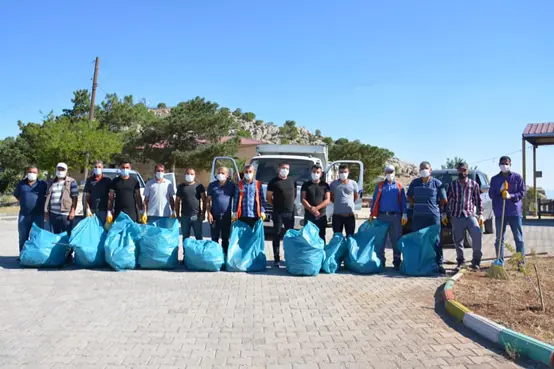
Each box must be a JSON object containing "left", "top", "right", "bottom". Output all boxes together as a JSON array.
[
  {"left": 232, "top": 164, "right": 266, "bottom": 228},
  {"left": 207, "top": 167, "right": 236, "bottom": 253},
  {"left": 370, "top": 164, "right": 407, "bottom": 270},
  {"left": 15, "top": 165, "right": 47, "bottom": 259},
  {"left": 176, "top": 168, "right": 206, "bottom": 240},
  {"left": 330, "top": 165, "right": 359, "bottom": 236},
  {"left": 489, "top": 156, "right": 526, "bottom": 266},
  {"left": 143, "top": 164, "right": 176, "bottom": 223},
  {"left": 44, "top": 163, "right": 79, "bottom": 236},
  {"left": 407, "top": 161, "right": 447, "bottom": 274},
  {"left": 84, "top": 160, "right": 112, "bottom": 224},
  {"left": 267, "top": 162, "right": 297, "bottom": 266},
  {"left": 445, "top": 162, "right": 483, "bottom": 271},
  {"left": 107, "top": 160, "right": 143, "bottom": 223},
  {"left": 301, "top": 164, "right": 331, "bottom": 240}
]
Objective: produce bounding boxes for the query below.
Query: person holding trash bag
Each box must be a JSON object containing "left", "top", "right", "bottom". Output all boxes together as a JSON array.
[
  {"left": 15, "top": 165, "right": 47, "bottom": 259},
  {"left": 489, "top": 156, "right": 526, "bottom": 266},
  {"left": 330, "top": 165, "right": 359, "bottom": 236},
  {"left": 143, "top": 163, "right": 175, "bottom": 223},
  {"left": 267, "top": 162, "right": 297, "bottom": 267},
  {"left": 84, "top": 160, "right": 111, "bottom": 224},
  {"left": 107, "top": 160, "right": 143, "bottom": 224},
  {"left": 407, "top": 161, "right": 447, "bottom": 274},
  {"left": 370, "top": 164, "right": 407, "bottom": 270},
  {"left": 207, "top": 167, "right": 236, "bottom": 254},
  {"left": 301, "top": 164, "right": 330, "bottom": 240},
  {"left": 232, "top": 164, "right": 266, "bottom": 228},
  {"left": 176, "top": 168, "right": 206, "bottom": 240},
  {"left": 446, "top": 162, "right": 484, "bottom": 272},
  {"left": 44, "top": 162, "right": 79, "bottom": 236}
]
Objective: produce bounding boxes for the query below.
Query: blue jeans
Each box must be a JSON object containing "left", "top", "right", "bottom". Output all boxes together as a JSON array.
[
  {"left": 18, "top": 214, "right": 44, "bottom": 253},
  {"left": 412, "top": 215, "right": 443, "bottom": 266},
  {"left": 494, "top": 215, "right": 524, "bottom": 266},
  {"left": 377, "top": 213, "right": 402, "bottom": 267},
  {"left": 181, "top": 216, "right": 203, "bottom": 240}
]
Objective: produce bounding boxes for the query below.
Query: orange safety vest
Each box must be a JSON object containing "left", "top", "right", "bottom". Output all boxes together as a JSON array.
[
  {"left": 237, "top": 180, "right": 262, "bottom": 218},
  {"left": 370, "top": 181, "right": 403, "bottom": 218}
]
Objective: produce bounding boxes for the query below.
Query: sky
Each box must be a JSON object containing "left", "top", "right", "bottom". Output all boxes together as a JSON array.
[{"left": 1, "top": 0, "right": 554, "bottom": 195}]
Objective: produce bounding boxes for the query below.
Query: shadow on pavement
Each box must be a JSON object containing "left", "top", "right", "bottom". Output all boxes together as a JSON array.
[
  {"left": 0, "top": 256, "right": 22, "bottom": 270},
  {"left": 523, "top": 218, "right": 554, "bottom": 227},
  {"left": 433, "top": 284, "right": 549, "bottom": 369}
]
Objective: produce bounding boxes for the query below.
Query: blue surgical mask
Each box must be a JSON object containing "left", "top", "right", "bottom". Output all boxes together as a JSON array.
[
  {"left": 155, "top": 172, "right": 164, "bottom": 180},
  {"left": 120, "top": 168, "right": 130, "bottom": 177}
]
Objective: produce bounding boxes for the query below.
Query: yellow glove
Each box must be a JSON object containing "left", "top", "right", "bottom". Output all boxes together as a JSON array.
[
  {"left": 441, "top": 214, "right": 448, "bottom": 226},
  {"left": 478, "top": 215, "right": 484, "bottom": 226},
  {"left": 401, "top": 214, "right": 408, "bottom": 226},
  {"left": 170, "top": 211, "right": 176, "bottom": 219},
  {"left": 502, "top": 190, "right": 511, "bottom": 200},
  {"left": 261, "top": 212, "right": 266, "bottom": 221},
  {"left": 87, "top": 208, "right": 93, "bottom": 217},
  {"left": 231, "top": 212, "right": 237, "bottom": 222},
  {"left": 140, "top": 211, "right": 148, "bottom": 224},
  {"left": 106, "top": 211, "right": 114, "bottom": 224}
]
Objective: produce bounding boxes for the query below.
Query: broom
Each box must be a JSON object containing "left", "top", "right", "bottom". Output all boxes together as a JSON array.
[{"left": 486, "top": 180, "right": 509, "bottom": 280}]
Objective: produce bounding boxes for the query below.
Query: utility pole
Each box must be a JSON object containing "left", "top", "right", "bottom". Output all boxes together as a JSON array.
[{"left": 84, "top": 57, "right": 100, "bottom": 181}]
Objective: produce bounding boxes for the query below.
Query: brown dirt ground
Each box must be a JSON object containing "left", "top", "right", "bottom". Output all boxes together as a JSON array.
[{"left": 455, "top": 257, "right": 554, "bottom": 345}]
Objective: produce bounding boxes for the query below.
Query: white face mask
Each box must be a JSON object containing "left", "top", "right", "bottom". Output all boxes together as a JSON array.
[
  {"left": 244, "top": 173, "right": 254, "bottom": 181},
  {"left": 27, "top": 173, "right": 38, "bottom": 182},
  {"left": 385, "top": 173, "right": 395, "bottom": 181},
  {"left": 420, "top": 169, "right": 430, "bottom": 178},
  {"left": 185, "top": 174, "right": 195, "bottom": 183},
  {"left": 216, "top": 173, "right": 227, "bottom": 182},
  {"left": 279, "top": 168, "right": 289, "bottom": 178},
  {"left": 339, "top": 172, "right": 349, "bottom": 181},
  {"left": 93, "top": 167, "right": 102, "bottom": 176},
  {"left": 155, "top": 171, "right": 164, "bottom": 180},
  {"left": 311, "top": 172, "right": 321, "bottom": 181},
  {"left": 500, "top": 164, "right": 510, "bottom": 173},
  {"left": 119, "top": 168, "right": 130, "bottom": 177},
  {"left": 56, "top": 170, "right": 67, "bottom": 179}
]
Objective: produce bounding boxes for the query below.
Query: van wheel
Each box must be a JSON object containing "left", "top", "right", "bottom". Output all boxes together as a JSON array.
[
  {"left": 484, "top": 218, "right": 494, "bottom": 234},
  {"left": 463, "top": 230, "right": 473, "bottom": 249}
]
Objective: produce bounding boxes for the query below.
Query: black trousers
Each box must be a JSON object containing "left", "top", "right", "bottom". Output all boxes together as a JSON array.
[
  {"left": 210, "top": 213, "right": 231, "bottom": 254},
  {"left": 272, "top": 212, "right": 294, "bottom": 262},
  {"left": 332, "top": 214, "right": 356, "bottom": 236},
  {"left": 304, "top": 213, "right": 327, "bottom": 240}
]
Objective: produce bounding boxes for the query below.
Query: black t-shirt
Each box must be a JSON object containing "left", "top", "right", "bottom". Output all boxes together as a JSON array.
[
  {"left": 301, "top": 181, "right": 330, "bottom": 215},
  {"left": 109, "top": 176, "right": 140, "bottom": 219},
  {"left": 176, "top": 182, "right": 205, "bottom": 217},
  {"left": 84, "top": 176, "right": 112, "bottom": 211},
  {"left": 267, "top": 176, "right": 297, "bottom": 213}
]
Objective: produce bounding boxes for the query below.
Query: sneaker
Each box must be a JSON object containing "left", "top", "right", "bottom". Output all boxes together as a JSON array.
[
  {"left": 393, "top": 264, "right": 400, "bottom": 271},
  {"left": 470, "top": 264, "right": 480, "bottom": 271},
  {"left": 438, "top": 266, "right": 446, "bottom": 275},
  {"left": 273, "top": 261, "right": 280, "bottom": 268},
  {"left": 454, "top": 263, "right": 464, "bottom": 273}
]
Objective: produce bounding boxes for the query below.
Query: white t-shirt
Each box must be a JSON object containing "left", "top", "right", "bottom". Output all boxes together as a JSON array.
[{"left": 144, "top": 179, "right": 175, "bottom": 217}]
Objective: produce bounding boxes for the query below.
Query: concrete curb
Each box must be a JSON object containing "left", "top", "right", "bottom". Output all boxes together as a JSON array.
[{"left": 442, "top": 269, "right": 554, "bottom": 367}]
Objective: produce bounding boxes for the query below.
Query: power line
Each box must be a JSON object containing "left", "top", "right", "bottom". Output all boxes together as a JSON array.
[{"left": 469, "top": 145, "right": 533, "bottom": 166}]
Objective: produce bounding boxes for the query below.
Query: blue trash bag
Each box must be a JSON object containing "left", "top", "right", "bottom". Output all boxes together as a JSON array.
[
  {"left": 399, "top": 224, "right": 439, "bottom": 276},
  {"left": 138, "top": 217, "right": 180, "bottom": 269},
  {"left": 104, "top": 212, "right": 142, "bottom": 271},
  {"left": 69, "top": 215, "right": 107, "bottom": 268},
  {"left": 322, "top": 233, "right": 348, "bottom": 274},
  {"left": 226, "top": 219, "right": 267, "bottom": 272},
  {"left": 283, "top": 221, "right": 325, "bottom": 276},
  {"left": 345, "top": 220, "right": 389, "bottom": 274},
  {"left": 184, "top": 239, "right": 225, "bottom": 272},
  {"left": 20, "top": 224, "right": 70, "bottom": 268}
]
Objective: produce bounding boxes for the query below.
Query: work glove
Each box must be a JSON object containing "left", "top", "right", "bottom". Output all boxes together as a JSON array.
[
  {"left": 401, "top": 214, "right": 408, "bottom": 226},
  {"left": 87, "top": 208, "right": 93, "bottom": 217},
  {"left": 139, "top": 211, "right": 148, "bottom": 224},
  {"left": 441, "top": 213, "right": 448, "bottom": 226},
  {"left": 231, "top": 212, "right": 237, "bottom": 222},
  {"left": 260, "top": 212, "right": 266, "bottom": 221},
  {"left": 502, "top": 191, "right": 511, "bottom": 200},
  {"left": 106, "top": 211, "right": 114, "bottom": 224},
  {"left": 170, "top": 211, "right": 176, "bottom": 219},
  {"left": 478, "top": 215, "right": 484, "bottom": 226}
]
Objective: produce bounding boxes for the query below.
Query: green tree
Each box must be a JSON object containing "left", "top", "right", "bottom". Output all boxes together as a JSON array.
[
  {"left": 62, "top": 89, "right": 92, "bottom": 119},
  {"left": 236, "top": 129, "right": 252, "bottom": 138},
  {"left": 322, "top": 137, "right": 333, "bottom": 145},
  {"left": 140, "top": 97, "right": 238, "bottom": 171},
  {"left": 255, "top": 120, "right": 264, "bottom": 126},
  {"left": 328, "top": 138, "right": 393, "bottom": 193},
  {"left": 157, "top": 102, "right": 167, "bottom": 109},
  {"left": 315, "top": 129, "right": 322, "bottom": 137},
  {"left": 279, "top": 120, "right": 299, "bottom": 141},
  {"left": 241, "top": 112, "right": 256, "bottom": 121},
  {"left": 232, "top": 108, "right": 242, "bottom": 117},
  {"left": 0, "top": 137, "right": 30, "bottom": 192}
]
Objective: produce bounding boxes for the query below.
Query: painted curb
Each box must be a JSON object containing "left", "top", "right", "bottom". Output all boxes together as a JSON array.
[{"left": 442, "top": 269, "right": 554, "bottom": 367}]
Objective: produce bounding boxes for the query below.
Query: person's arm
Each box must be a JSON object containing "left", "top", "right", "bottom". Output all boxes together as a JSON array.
[
  {"left": 446, "top": 185, "right": 453, "bottom": 214},
  {"left": 370, "top": 186, "right": 378, "bottom": 214},
  {"left": 329, "top": 182, "right": 335, "bottom": 203},
  {"left": 407, "top": 181, "right": 415, "bottom": 205},
  {"left": 134, "top": 181, "right": 143, "bottom": 212},
  {"left": 200, "top": 185, "right": 207, "bottom": 218},
  {"left": 168, "top": 183, "right": 175, "bottom": 212},
  {"left": 511, "top": 175, "right": 526, "bottom": 203},
  {"left": 266, "top": 180, "right": 274, "bottom": 205},
  {"left": 259, "top": 184, "right": 266, "bottom": 214},
  {"left": 437, "top": 181, "right": 447, "bottom": 209},
  {"left": 143, "top": 183, "right": 150, "bottom": 213},
  {"left": 474, "top": 182, "right": 483, "bottom": 215},
  {"left": 232, "top": 184, "right": 239, "bottom": 213},
  {"left": 489, "top": 176, "right": 500, "bottom": 200},
  {"left": 175, "top": 196, "right": 181, "bottom": 218},
  {"left": 301, "top": 188, "right": 312, "bottom": 211},
  {"left": 353, "top": 182, "right": 359, "bottom": 202},
  {"left": 206, "top": 183, "right": 213, "bottom": 215},
  {"left": 315, "top": 191, "right": 331, "bottom": 211},
  {"left": 14, "top": 182, "right": 20, "bottom": 202},
  {"left": 400, "top": 187, "right": 407, "bottom": 214}
]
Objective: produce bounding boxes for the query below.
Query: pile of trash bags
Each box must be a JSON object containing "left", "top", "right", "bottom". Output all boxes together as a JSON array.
[
  {"left": 226, "top": 219, "right": 267, "bottom": 272},
  {"left": 283, "top": 221, "right": 325, "bottom": 276},
  {"left": 399, "top": 223, "right": 439, "bottom": 276},
  {"left": 184, "top": 239, "right": 224, "bottom": 272},
  {"left": 20, "top": 224, "right": 71, "bottom": 268}
]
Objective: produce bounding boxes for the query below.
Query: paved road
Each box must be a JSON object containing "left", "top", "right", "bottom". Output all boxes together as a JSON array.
[{"left": 0, "top": 218, "right": 551, "bottom": 369}]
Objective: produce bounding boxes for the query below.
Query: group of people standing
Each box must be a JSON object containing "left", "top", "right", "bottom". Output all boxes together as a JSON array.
[{"left": 15, "top": 155, "right": 526, "bottom": 271}]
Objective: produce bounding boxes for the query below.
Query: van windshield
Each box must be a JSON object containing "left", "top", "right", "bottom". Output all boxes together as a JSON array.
[{"left": 251, "top": 158, "right": 314, "bottom": 184}]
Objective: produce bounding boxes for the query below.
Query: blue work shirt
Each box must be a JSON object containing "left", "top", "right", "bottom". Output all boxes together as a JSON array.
[
  {"left": 14, "top": 179, "right": 47, "bottom": 216},
  {"left": 489, "top": 171, "right": 526, "bottom": 217},
  {"left": 233, "top": 180, "right": 266, "bottom": 218},
  {"left": 372, "top": 180, "right": 407, "bottom": 214},
  {"left": 407, "top": 177, "right": 446, "bottom": 219},
  {"left": 207, "top": 180, "right": 236, "bottom": 217}
]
